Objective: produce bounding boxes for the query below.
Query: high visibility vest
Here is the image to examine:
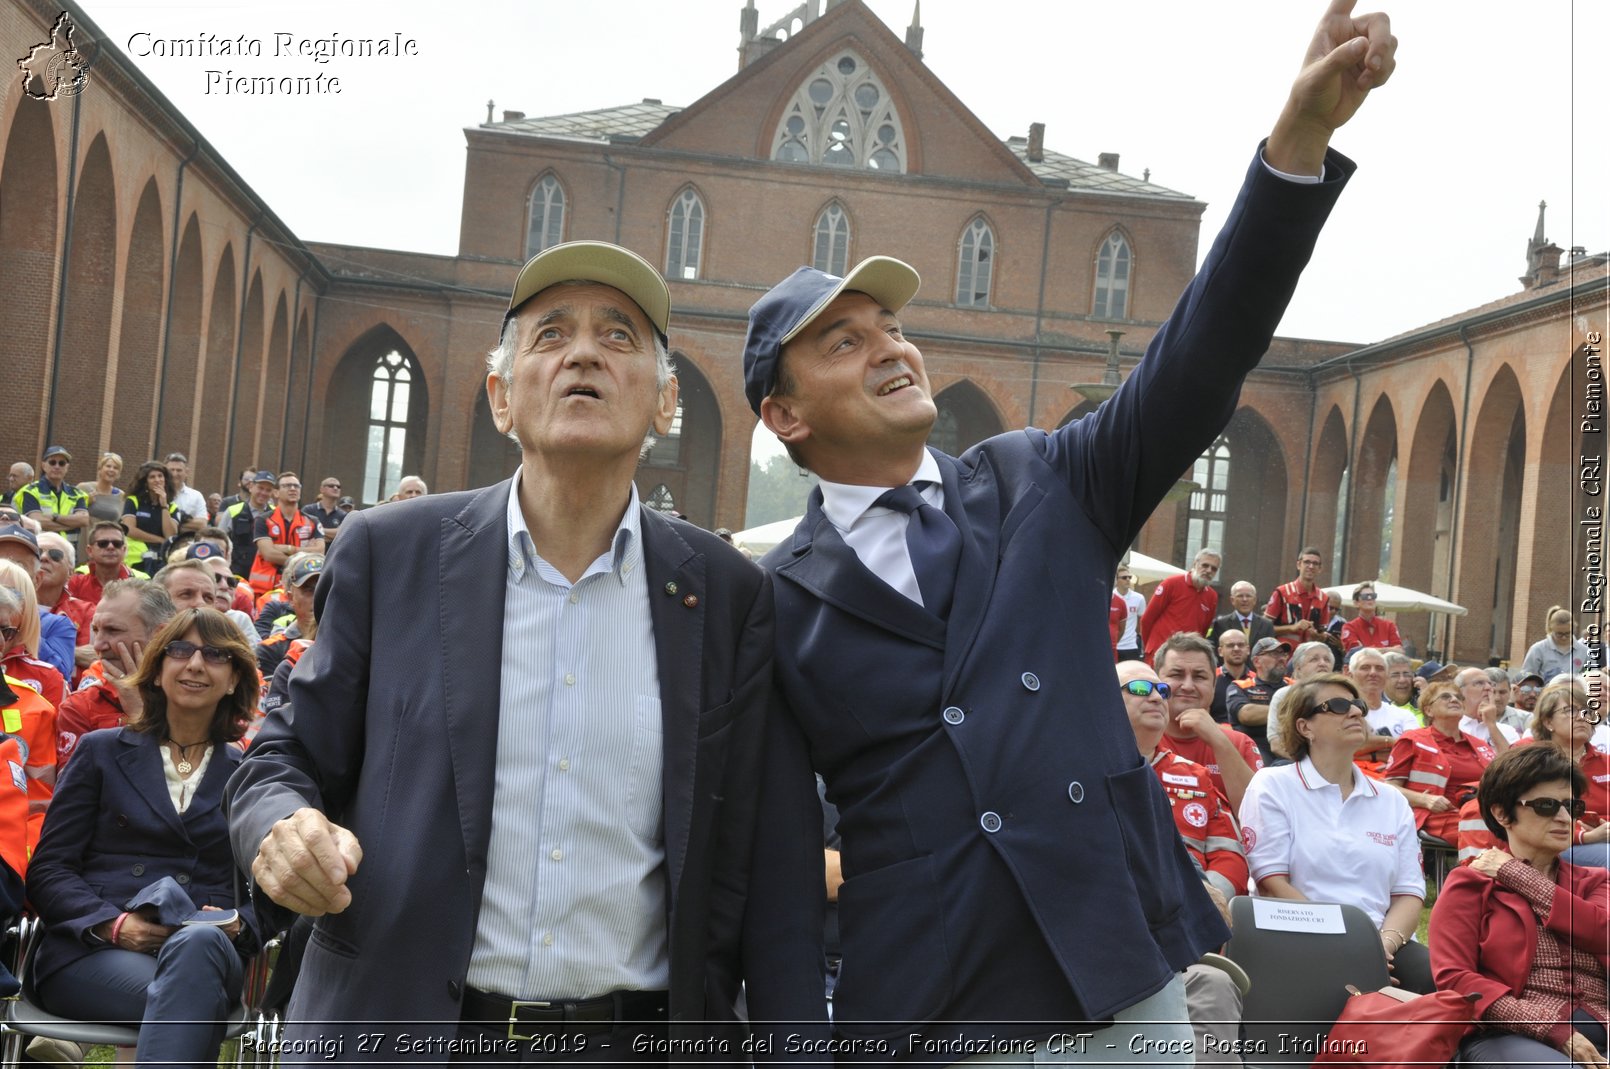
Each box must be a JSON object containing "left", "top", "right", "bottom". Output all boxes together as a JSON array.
[
  {"left": 2, "top": 673, "right": 53, "bottom": 857},
  {"left": 123, "top": 493, "right": 178, "bottom": 567},
  {"left": 0, "top": 731, "right": 27, "bottom": 877},
  {"left": 249, "top": 506, "right": 318, "bottom": 592}
]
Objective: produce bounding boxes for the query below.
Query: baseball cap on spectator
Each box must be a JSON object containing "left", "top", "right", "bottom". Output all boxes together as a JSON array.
[
  {"left": 742, "top": 256, "right": 922, "bottom": 416},
  {"left": 286, "top": 555, "right": 325, "bottom": 588},
  {"left": 1510, "top": 669, "right": 1545, "bottom": 686},
  {"left": 1251, "top": 637, "right": 1292, "bottom": 657},
  {"left": 1416, "top": 660, "right": 1454, "bottom": 681},
  {"left": 252, "top": 470, "right": 276, "bottom": 486},
  {"left": 42, "top": 445, "right": 70, "bottom": 461},
  {"left": 184, "top": 542, "right": 221, "bottom": 561},
  {"left": 337, "top": 497, "right": 355, "bottom": 510},
  {"left": 0, "top": 523, "right": 40, "bottom": 558},
  {"left": 505, "top": 240, "right": 671, "bottom": 341}
]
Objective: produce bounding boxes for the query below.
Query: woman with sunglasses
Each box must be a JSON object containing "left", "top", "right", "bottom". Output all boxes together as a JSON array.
[
  {"left": 1527, "top": 681, "right": 1610, "bottom": 872},
  {"left": 26, "top": 608, "right": 260, "bottom": 1065},
  {"left": 121, "top": 461, "right": 179, "bottom": 575},
  {"left": 1239, "top": 672, "right": 1432, "bottom": 992},
  {"left": 1384, "top": 680, "right": 1496, "bottom": 845},
  {"left": 1429, "top": 744, "right": 1610, "bottom": 1067}
]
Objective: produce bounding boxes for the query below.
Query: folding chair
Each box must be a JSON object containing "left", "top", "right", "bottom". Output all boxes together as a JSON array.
[
  {"left": 1225, "top": 896, "right": 1390, "bottom": 1067},
  {"left": 0, "top": 916, "right": 260, "bottom": 1068},
  {"left": 1419, "top": 829, "right": 1458, "bottom": 891}
]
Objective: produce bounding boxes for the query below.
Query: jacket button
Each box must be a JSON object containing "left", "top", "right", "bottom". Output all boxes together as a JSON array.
[
  {"left": 942, "top": 706, "right": 965, "bottom": 725},
  {"left": 115, "top": 814, "right": 128, "bottom": 828},
  {"left": 980, "top": 811, "right": 1002, "bottom": 833},
  {"left": 1021, "top": 672, "right": 1040, "bottom": 692},
  {"left": 175, "top": 874, "right": 190, "bottom": 885},
  {"left": 448, "top": 980, "right": 462, "bottom": 1000},
  {"left": 1068, "top": 782, "right": 1085, "bottom": 804},
  {"left": 131, "top": 863, "right": 145, "bottom": 876}
]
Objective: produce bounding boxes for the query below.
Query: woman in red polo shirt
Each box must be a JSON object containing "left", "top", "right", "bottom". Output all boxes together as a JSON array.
[{"left": 1385, "top": 681, "right": 1496, "bottom": 843}]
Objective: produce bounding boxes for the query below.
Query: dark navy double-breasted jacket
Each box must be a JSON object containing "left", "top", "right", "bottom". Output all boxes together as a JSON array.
[{"left": 753, "top": 146, "right": 1356, "bottom": 1045}]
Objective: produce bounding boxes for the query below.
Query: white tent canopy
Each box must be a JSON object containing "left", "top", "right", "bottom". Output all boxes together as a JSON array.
[
  {"left": 1324, "top": 580, "right": 1468, "bottom": 616},
  {"left": 1123, "top": 550, "right": 1186, "bottom": 586},
  {"left": 732, "top": 515, "right": 801, "bottom": 553}
]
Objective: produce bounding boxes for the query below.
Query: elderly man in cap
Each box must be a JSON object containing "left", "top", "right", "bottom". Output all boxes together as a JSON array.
[
  {"left": 741, "top": 1, "right": 1396, "bottom": 1054},
  {"left": 228, "top": 240, "right": 785, "bottom": 1060},
  {"left": 1225, "top": 637, "right": 1292, "bottom": 763}
]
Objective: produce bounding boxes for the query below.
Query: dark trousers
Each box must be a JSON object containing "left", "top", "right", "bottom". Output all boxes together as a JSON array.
[
  {"left": 37, "top": 924, "right": 244, "bottom": 1069},
  {"left": 1390, "top": 938, "right": 1434, "bottom": 995},
  {"left": 450, "top": 1019, "right": 671, "bottom": 1065}
]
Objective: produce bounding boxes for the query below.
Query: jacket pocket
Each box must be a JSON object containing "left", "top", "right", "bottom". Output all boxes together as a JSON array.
[
  {"left": 832, "top": 854, "right": 953, "bottom": 1035},
  {"left": 1107, "top": 764, "right": 1184, "bottom": 931},
  {"left": 309, "top": 922, "right": 359, "bottom": 960}
]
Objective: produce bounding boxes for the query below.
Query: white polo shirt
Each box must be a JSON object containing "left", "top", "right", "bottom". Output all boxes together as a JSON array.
[
  {"left": 1238, "top": 757, "right": 1424, "bottom": 927},
  {"left": 1459, "top": 715, "right": 1522, "bottom": 747}
]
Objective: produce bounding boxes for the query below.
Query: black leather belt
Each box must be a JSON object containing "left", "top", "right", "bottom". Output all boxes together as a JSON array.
[{"left": 461, "top": 988, "right": 668, "bottom": 1041}]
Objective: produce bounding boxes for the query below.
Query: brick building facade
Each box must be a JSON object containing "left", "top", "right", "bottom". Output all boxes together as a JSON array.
[{"left": 1, "top": 0, "right": 1603, "bottom": 665}]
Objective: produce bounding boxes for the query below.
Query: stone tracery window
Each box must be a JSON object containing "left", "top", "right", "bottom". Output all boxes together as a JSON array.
[
  {"left": 666, "top": 188, "right": 705, "bottom": 280},
  {"left": 525, "top": 174, "right": 565, "bottom": 257},
  {"left": 956, "top": 217, "right": 994, "bottom": 307},
  {"left": 773, "top": 51, "right": 906, "bottom": 172},
  {"left": 363, "top": 350, "right": 412, "bottom": 504}
]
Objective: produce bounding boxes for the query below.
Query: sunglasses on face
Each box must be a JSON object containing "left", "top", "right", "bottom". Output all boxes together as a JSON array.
[
  {"left": 94, "top": 539, "right": 125, "bottom": 549},
  {"left": 1120, "top": 679, "right": 1171, "bottom": 700},
  {"left": 44, "top": 459, "right": 68, "bottom": 467},
  {"left": 163, "top": 640, "right": 233, "bottom": 665},
  {"left": 1516, "top": 796, "right": 1586, "bottom": 820},
  {"left": 1356, "top": 593, "right": 1377, "bottom": 601},
  {"left": 40, "top": 548, "right": 66, "bottom": 563},
  {"left": 1307, "top": 697, "right": 1368, "bottom": 717}
]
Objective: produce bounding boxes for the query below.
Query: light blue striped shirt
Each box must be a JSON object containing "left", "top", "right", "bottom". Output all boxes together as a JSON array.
[{"left": 465, "top": 475, "right": 669, "bottom": 999}]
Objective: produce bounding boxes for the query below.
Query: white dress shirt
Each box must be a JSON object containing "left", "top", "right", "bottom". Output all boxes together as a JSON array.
[
  {"left": 817, "top": 451, "right": 945, "bottom": 606},
  {"left": 467, "top": 475, "right": 669, "bottom": 1000}
]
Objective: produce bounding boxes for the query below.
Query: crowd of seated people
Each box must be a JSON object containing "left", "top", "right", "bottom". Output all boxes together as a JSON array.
[{"left": 0, "top": 447, "right": 420, "bottom": 1058}]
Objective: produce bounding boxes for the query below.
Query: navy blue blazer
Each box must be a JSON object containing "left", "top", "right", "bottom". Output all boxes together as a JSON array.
[
  {"left": 754, "top": 147, "right": 1356, "bottom": 1044},
  {"left": 227, "top": 482, "right": 779, "bottom": 1057},
  {"left": 26, "top": 727, "right": 254, "bottom": 988}
]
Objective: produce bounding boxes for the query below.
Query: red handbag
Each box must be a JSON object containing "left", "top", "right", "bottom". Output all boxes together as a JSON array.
[{"left": 1311, "top": 986, "right": 1479, "bottom": 1069}]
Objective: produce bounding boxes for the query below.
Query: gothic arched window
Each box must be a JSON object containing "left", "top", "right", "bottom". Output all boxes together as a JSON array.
[
  {"left": 813, "top": 202, "right": 851, "bottom": 276},
  {"left": 525, "top": 174, "right": 566, "bottom": 258},
  {"left": 666, "top": 188, "right": 705, "bottom": 280},
  {"left": 956, "top": 217, "right": 994, "bottom": 307},
  {"left": 1093, "top": 231, "right": 1131, "bottom": 319},
  {"left": 363, "top": 350, "right": 413, "bottom": 504},
  {"left": 1186, "top": 436, "right": 1230, "bottom": 554}
]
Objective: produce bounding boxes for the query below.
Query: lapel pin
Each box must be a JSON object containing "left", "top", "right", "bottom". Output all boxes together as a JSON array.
[
  {"left": 664, "top": 581, "right": 678, "bottom": 595},
  {"left": 683, "top": 594, "right": 699, "bottom": 608}
]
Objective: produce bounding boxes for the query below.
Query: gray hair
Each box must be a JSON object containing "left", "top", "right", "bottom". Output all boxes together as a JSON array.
[
  {"left": 1455, "top": 666, "right": 1490, "bottom": 689},
  {"left": 1192, "top": 548, "right": 1222, "bottom": 565},
  {"left": 486, "top": 307, "right": 676, "bottom": 457},
  {"left": 1291, "top": 640, "right": 1335, "bottom": 677},
  {"left": 1347, "top": 646, "right": 1387, "bottom": 670},
  {"left": 1484, "top": 667, "right": 1511, "bottom": 687},
  {"left": 1384, "top": 651, "right": 1414, "bottom": 671},
  {"left": 37, "top": 531, "right": 74, "bottom": 568},
  {"left": 100, "top": 578, "right": 177, "bottom": 638}
]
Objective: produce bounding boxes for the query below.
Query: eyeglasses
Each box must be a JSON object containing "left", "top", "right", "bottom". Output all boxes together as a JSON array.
[
  {"left": 94, "top": 539, "right": 125, "bottom": 549},
  {"left": 163, "top": 640, "right": 233, "bottom": 665},
  {"left": 1356, "top": 593, "right": 1377, "bottom": 601},
  {"left": 1307, "top": 697, "right": 1368, "bottom": 717},
  {"left": 1518, "top": 684, "right": 1542, "bottom": 693},
  {"left": 1120, "top": 679, "right": 1171, "bottom": 699},
  {"left": 1299, "top": 558, "right": 1322, "bottom": 567},
  {"left": 1516, "top": 797, "right": 1587, "bottom": 820},
  {"left": 44, "top": 458, "right": 68, "bottom": 467},
  {"left": 322, "top": 482, "right": 340, "bottom": 489},
  {"left": 1553, "top": 706, "right": 1599, "bottom": 721},
  {"left": 39, "top": 548, "right": 66, "bottom": 563}
]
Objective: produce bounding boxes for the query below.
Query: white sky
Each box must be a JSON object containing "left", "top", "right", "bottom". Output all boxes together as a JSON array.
[{"left": 74, "top": 0, "right": 1608, "bottom": 463}]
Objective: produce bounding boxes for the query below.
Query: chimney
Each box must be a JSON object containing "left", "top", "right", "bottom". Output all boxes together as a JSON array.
[
  {"left": 1097, "top": 152, "right": 1119, "bottom": 171},
  {"left": 1025, "top": 123, "right": 1045, "bottom": 163},
  {"left": 501, "top": 110, "right": 524, "bottom": 122},
  {"left": 905, "top": 0, "right": 924, "bottom": 59}
]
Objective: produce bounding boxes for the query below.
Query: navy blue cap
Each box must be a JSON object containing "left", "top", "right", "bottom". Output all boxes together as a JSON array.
[
  {"left": 742, "top": 256, "right": 921, "bottom": 416},
  {"left": 0, "top": 523, "right": 39, "bottom": 557},
  {"left": 183, "top": 542, "right": 219, "bottom": 561}
]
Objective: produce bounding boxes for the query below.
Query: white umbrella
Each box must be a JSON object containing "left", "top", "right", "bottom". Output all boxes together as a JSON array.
[
  {"left": 1124, "top": 550, "right": 1186, "bottom": 586},
  {"left": 732, "top": 515, "right": 803, "bottom": 553},
  {"left": 1323, "top": 580, "right": 1468, "bottom": 616}
]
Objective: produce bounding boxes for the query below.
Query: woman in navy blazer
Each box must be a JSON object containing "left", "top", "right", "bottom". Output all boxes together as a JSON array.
[
  {"left": 27, "top": 607, "right": 260, "bottom": 1068},
  {"left": 1430, "top": 744, "right": 1610, "bottom": 1067}
]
